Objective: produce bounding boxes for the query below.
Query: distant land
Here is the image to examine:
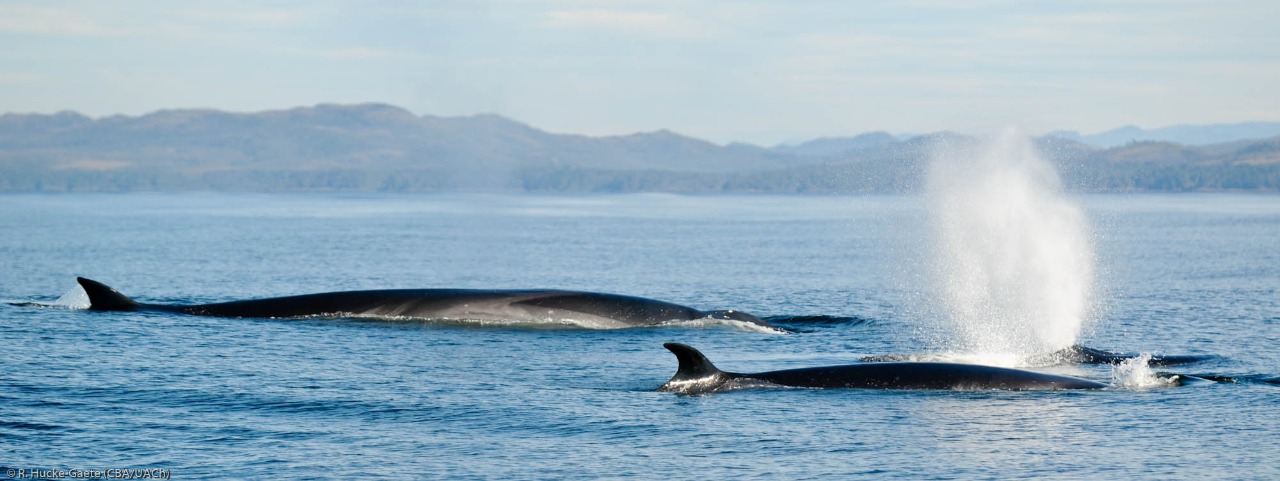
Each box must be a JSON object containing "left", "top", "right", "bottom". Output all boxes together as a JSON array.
[
  {"left": 2, "top": 103, "right": 1277, "bottom": 193},
  {"left": 1050, "top": 122, "right": 1280, "bottom": 149}
]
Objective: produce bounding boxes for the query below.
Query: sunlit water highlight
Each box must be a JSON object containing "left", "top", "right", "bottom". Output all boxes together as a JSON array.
[{"left": 925, "top": 130, "right": 1095, "bottom": 363}]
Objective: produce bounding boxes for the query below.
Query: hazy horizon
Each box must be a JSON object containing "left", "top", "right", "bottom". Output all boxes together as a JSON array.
[
  {"left": 2, "top": 1, "right": 1277, "bottom": 145},
  {"left": 7, "top": 102, "right": 1280, "bottom": 150}
]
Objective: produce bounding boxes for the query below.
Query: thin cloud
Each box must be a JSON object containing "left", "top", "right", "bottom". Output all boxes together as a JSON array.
[
  {"left": 0, "top": 5, "right": 124, "bottom": 36},
  {"left": 174, "top": 7, "right": 323, "bottom": 29},
  {"left": 266, "top": 46, "right": 403, "bottom": 60},
  {"left": 316, "top": 47, "right": 397, "bottom": 60},
  {"left": 542, "top": 9, "right": 713, "bottom": 38},
  {"left": 0, "top": 72, "right": 42, "bottom": 86},
  {"left": 545, "top": 9, "right": 668, "bottom": 28}
]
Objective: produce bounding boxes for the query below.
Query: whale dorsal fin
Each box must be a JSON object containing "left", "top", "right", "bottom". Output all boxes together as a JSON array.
[
  {"left": 77, "top": 277, "right": 140, "bottom": 311},
  {"left": 659, "top": 343, "right": 730, "bottom": 393}
]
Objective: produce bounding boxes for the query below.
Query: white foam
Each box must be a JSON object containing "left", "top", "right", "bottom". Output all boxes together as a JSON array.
[
  {"left": 1110, "top": 353, "right": 1176, "bottom": 389},
  {"left": 659, "top": 316, "right": 789, "bottom": 335}
]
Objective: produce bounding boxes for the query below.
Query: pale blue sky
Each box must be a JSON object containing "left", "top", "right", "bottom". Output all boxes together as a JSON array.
[{"left": 1, "top": 1, "right": 1277, "bottom": 145}]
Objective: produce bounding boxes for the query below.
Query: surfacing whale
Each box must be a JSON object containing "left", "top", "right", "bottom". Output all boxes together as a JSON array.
[
  {"left": 861, "top": 345, "right": 1214, "bottom": 367},
  {"left": 1047, "top": 345, "right": 1214, "bottom": 367},
  {"left": 74, "top": 277, "right": 776, "bottom": 330},
  {"left": 658, "top": 343, "right": 1106, "bottom": 394}
]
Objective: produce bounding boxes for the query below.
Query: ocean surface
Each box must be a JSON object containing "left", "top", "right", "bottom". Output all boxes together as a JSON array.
[{"left": 2, "top": 192, "right": 1277, "bottom": 480}]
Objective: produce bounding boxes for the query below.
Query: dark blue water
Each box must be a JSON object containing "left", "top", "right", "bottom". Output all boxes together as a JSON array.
[{"left": 2, "top": 193, "right": 1277, "bottom": 479}]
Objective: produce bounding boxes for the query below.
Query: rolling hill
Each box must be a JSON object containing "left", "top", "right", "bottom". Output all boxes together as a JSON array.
[{"left": 2, "top": 103, "right": 1276, "bottom": 193}]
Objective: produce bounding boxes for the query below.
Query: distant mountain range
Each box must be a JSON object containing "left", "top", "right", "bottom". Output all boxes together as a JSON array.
[
  {"left": 1, "top": 103, "right": 1277, "bottom": 193},
  {"left": 1049, "top": 122, "right": 1280, "bottom": 149}
]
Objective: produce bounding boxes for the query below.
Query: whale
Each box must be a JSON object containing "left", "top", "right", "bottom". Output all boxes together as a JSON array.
[
  {"left": 1046, "top": 345, "right": 1214, "bottom": 367},
  {"left": 657, "top": 343, "right": 1107, "bottom": 394},
  {"left": 861, "top": 345, "right": 1214, "bottom": 367},
  {"left": 74, "top": 277, "right": 776, "bottom": 329}
]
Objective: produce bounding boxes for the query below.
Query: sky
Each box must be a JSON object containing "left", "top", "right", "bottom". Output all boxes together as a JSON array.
[{"left": 1, "top": 0, "right": 1277, "bottom": 145}]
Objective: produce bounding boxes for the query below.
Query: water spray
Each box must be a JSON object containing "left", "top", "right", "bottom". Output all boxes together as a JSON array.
[{"left": 925, "top": 129, "right": 1095, "bottom": 362}]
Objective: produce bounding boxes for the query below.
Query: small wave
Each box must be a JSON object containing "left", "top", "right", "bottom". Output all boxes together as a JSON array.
[
  {"left": 655, "top": 316, "right": 788, "bottom": 335},
  {"left": 765, "top": 315, "right": 874, "bottom": 325},
  {"left": 0, "top": 420, "right": 65, "bottom": 431},
  {"left": 765, "top": 315, "right": 875, "bottom": 333},
  {"left": 1152, "top": 373, "right": 1280, "bottom": 387},
  {"left": 664, "top": 376, "right": 793, "bottom": 396},
  {"left": 5, "top": 301, "right": 84, "bottom": 310},
  {"left": 7, "top": 286, "right": 90, "bottom": 310},
  {"left": 5, "top": 301, "right": 56, "bottom": 308}
]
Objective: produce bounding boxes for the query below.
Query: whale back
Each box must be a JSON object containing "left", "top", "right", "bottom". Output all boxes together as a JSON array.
[
  {"left": 750, "top": 362, "right": 1107, "bottom": 390},
  {"left": 70, "top": 278, "right": 755, "bottom": 327},
  {"left": 514, "top": 292, "right": 705, "bottom": 324},
  {"left": 1052, "top": 345, "right": 1214, "bottom": 367},
  {"left": 657, "top": 343, "right": 1108, "bottom": 393}
]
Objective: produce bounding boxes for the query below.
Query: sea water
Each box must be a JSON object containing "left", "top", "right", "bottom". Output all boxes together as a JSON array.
[{"left": 1, "top": 192, "right": 1278, "bottom": 479}]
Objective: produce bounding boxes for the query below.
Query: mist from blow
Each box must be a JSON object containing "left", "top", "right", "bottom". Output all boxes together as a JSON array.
[{"left": 924, "top": 129, "right": 1095, "bottom": 364}]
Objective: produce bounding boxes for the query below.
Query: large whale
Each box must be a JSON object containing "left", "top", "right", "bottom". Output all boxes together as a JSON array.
[
  {"left": 1048, "top": 345, "right": 1213, "bottom": 367},
  {"left": 658, "top": 343, "right": 1107, "bottom": 394},
  {"left": 74, "top": 277, "right": 776, "bottom": 329},
  {"left": 861, "top": 345, "right": 1214, "bottom": 367}
]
